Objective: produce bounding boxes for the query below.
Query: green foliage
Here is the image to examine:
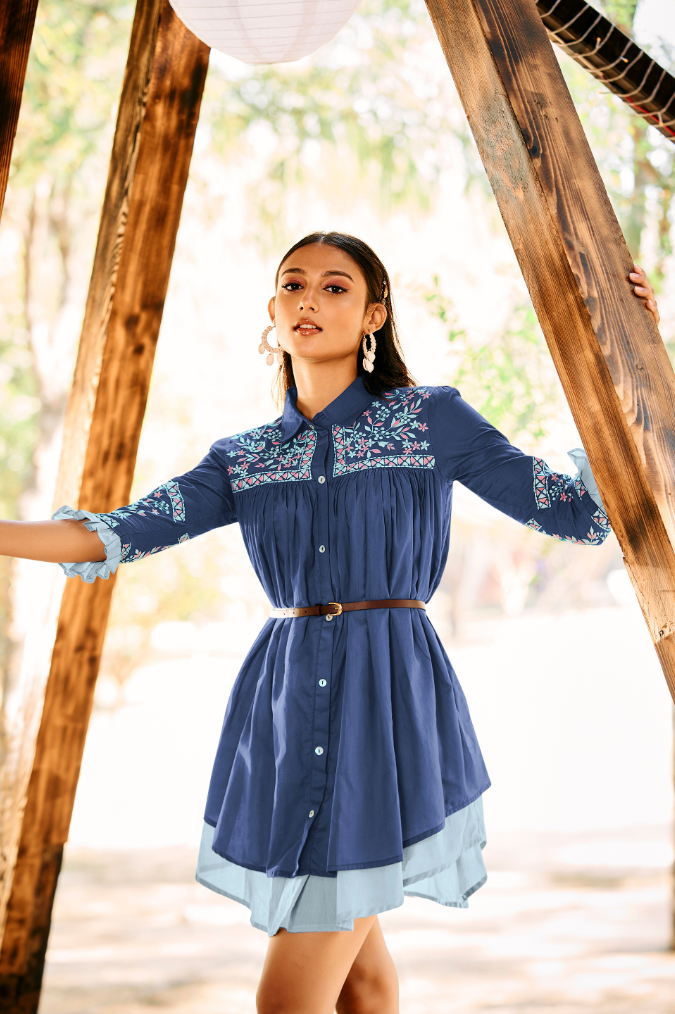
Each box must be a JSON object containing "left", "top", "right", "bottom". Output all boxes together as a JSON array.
[
  {"left": 558, "top": 1, "right": 674, "bottom": 286},
  {"left": 600, "top": 0, "right": 640, "bottom": 33},
  {"left": 423, "top": 278, "right": 562, "bottom": 447},
  {"left": 202, "top": 0, "right": 461, "bottom": 240},
  {"left": 0, "top": 312, "right": 39, "bottom": 692},
  {"left": 10, "top": 0, "right": 132, "bottom": 189},
  {"left": 0, "top": 318, "right": 39, "bottom": 520}
]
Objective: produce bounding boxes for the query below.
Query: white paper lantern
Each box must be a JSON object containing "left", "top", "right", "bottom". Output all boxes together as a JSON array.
[{"left": 169, "top": 0, "right": 361, "bottom": 65}]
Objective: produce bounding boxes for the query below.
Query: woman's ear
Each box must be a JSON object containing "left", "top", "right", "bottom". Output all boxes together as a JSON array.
[
  {"left": 366, "top": 303, "right": 387, "bottom": 332},
  {"left": 268, "top": 296, "right": 275, "bottom": 323}
]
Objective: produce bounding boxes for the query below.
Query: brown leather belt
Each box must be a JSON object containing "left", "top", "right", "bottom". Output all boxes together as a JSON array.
[{"left": 270, "top": 599, "right": 426, "bottom": 621}]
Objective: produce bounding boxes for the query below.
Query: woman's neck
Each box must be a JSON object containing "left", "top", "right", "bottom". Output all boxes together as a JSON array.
[{"left": 292, "top": 356, "right": 358, "bottom": 421}]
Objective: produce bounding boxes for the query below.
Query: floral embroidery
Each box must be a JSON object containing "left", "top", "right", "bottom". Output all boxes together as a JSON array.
[
  {"left": 121, "top": 531, "right": 189, "bottom": 563},
  {"left": 532, "top": 457, "right": 576, "bottom": 509},
  {"left": 226, "top": 422, "right": 316, "bottom": 492},
  {"left": 100, "top": 481, "right": 186, "bottom": 528},
  {"left": 525, "top": 510, "right": 611, "bottom": 546},
  {"left": 164, "top": 480, "right": 185, "bottom": 522},
  {"left": 531, "top": 458, "right": 611, "bottom": 546},
  {"left": 333, "top": 388, "right": 435, "bottom": 476},
  {"left": 592, "top": 507, "right": 611, "bottom": 532},
  {"left": 573, "top": 475, "right": 586, "bottom": 500}
]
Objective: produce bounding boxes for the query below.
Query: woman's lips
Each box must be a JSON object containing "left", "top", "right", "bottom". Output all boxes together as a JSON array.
[{"left": 294, "top": 322, "right": 322, "bottom": 335}]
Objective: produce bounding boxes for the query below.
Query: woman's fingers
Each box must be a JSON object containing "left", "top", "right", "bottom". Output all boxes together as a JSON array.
[{"left": 629, "top": 265, "right": 660, "bottom": 326}]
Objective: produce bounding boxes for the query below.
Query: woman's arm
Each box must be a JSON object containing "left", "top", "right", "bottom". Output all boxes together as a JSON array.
[{"left": 0, "top": 518, "right": 106, "bottom": 563}]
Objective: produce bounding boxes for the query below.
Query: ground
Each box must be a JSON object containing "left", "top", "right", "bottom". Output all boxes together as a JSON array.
[{"left": 42, "top": 828, "right": 675, "bottom": 1013}]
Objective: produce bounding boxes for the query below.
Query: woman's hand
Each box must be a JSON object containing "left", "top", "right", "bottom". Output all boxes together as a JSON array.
[{"left": 630, "top": 265, "right": 660, "bottom": 326}]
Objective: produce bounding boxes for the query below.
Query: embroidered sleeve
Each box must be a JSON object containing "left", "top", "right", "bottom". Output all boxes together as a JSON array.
[
  {"left": 54, "top": 443, "right": 238, "bottom": 582},
  {"left": 429, "top": 387, "right": 611, "bottom": 546}
]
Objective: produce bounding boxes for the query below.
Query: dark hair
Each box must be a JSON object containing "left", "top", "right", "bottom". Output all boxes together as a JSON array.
[{"left": 272, "top": 231, "right": 416, "bottom": 407}]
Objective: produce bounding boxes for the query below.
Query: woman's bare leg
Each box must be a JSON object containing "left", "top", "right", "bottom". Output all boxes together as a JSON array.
[
  {"left": 336, "top": 917, "right": 399, "bottom": 1014},
  {"left": 256, "top": 915, "right": 383, "bottom": 1014}
]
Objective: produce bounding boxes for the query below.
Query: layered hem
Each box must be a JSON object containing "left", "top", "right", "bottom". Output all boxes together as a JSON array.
[
  {"left": 52, "top": 507, "right": 121, "bottom": 583},
  {"left": 205, "top": 785, "right": 489, "bottom": 877},
  {"left": 196, "top": 796, "right": 486, "bottom": 935}
]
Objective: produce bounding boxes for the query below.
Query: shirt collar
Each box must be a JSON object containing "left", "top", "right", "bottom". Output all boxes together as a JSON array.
[{"left": 280, "top": 376, "right": 380, "bottom": 443}]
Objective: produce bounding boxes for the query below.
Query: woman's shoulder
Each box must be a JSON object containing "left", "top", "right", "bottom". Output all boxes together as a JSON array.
[
  {"left": 208, "top": 415, "right": 285, "bottom": 456},
  {"left": 379, "top": 383, "right": 459, "bottom": 403}
]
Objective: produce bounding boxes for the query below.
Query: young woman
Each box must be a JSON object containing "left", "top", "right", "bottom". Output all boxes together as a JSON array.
[{"left": 0, "top": 234, "right": 659, "bottom": 1013}]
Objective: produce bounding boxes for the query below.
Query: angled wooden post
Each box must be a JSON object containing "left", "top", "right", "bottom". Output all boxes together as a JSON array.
[
  {"left": 424, "top": 0, "right": 675, "bottom": 702},
  {"left": 0, "top": 2, "right": 209, "bottom": 1008},
  {"left": 0, "top": 0, "right": 40, "bottom": 219}
]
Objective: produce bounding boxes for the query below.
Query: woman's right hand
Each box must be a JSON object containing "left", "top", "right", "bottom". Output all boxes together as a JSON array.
[{"left": 0, "top": 519, "right": 106, "bottom": 563}]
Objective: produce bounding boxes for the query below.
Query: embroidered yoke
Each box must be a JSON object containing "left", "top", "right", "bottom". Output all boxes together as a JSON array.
[{"left": 56, "top": 379, "right": 610, "bottom": 890}]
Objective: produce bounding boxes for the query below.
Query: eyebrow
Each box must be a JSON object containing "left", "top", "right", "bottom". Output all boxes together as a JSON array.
[{"left": 281, "top": 267, "right": 354, "bottom": 282}]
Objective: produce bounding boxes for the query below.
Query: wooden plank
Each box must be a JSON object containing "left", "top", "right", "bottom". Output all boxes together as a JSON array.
[
  {"left": 0, "top": 0, "right": 164, "bottom": 952},
  {"left": 424, "top": 0, "right": 675, "bottom": 700},
  {"left": 0, "top": 3, "right": 209, "bottom": 1009},
  {"left": 0, "top": 0, "right": 40, "bottom": 220}
]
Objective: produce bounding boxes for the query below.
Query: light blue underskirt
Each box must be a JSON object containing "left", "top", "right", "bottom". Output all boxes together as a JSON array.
[{"left": 196, "top": 797, "right": 487, "bottom": 936}]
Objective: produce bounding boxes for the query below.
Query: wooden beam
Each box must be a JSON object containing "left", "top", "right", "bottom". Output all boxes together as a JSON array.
[
  {"left": 0, "top": 0, "right": 40, "bottom": 220},
  {"left": 0, "top": 2, "right": 209, "bottom": 1009},
  {"left": 424, "top": 0, "right": 675, "bottom": 700}
]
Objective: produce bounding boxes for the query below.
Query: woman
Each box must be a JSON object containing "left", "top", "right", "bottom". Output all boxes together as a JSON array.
[{"left": 0, "top": 233, "right": 660, "bottom": 1013}]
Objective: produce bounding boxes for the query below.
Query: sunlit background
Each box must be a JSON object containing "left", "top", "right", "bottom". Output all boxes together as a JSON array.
[{"left": 1, "top": 0, "right": 675, "bottom": 1010}]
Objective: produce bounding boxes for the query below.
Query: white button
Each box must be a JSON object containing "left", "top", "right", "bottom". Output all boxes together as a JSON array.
[
  {"left": 318, "top": 476, "right": 325, "bottom": 484},
  {"left": 319, "top": 545, "right": 325, "bottom": 553},
  {"left": 319, "top": 679, "right": 327, "bottom": 687},
  {"left": 314, "top": 746, "right": 324, "bottom": 755},
  {"left": 309, "top": 810, "right": 315, "bottom": 818}
]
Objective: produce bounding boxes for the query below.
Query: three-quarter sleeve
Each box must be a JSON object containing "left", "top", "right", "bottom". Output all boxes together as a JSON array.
[
  {"left": 428, "top": 386, "right": 611, "bottom": 546},
  {"left": 53, "top": 440, "right": 238, "bottom": 583}
]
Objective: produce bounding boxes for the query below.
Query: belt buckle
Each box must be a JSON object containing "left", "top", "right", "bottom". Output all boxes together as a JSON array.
[{"left": 325, "top": 601, "right": 342, "bottom": 621}]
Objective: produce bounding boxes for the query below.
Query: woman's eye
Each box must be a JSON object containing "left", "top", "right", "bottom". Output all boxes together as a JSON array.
[
  {"left": 325, "top": 284, "right": 347, "bottom": 294},
  {"left": 281, "top": 282, "right": 303, "bottom": 291}
]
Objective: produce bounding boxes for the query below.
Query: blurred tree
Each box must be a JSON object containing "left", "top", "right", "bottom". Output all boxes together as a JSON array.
[
  {"left": 201, "top": 0, "right": 466, "bottom": 244},
  {"left": 560, "top": 0, "right": 674, "bottom": 285},
  {"left": 423, "top": 279, "right": 562, "bottom": 449}
]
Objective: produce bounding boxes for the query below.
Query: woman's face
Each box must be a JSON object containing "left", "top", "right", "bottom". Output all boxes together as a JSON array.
[{"left": 268, "top": 243, "right": 386, "bottom": 365}]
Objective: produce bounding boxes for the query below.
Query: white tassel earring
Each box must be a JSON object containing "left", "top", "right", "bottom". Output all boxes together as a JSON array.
[
  {"left": 362, "top": 332, "right": 376, "bottom": 373},
  {"left": 259, "top": 325, "right": 284, "bottom": 366}
]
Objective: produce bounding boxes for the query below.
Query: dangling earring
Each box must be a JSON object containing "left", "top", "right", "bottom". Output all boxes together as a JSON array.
[
  {"left": 259, "top": 325, "right": 284, "bottom": 366},
  {"left": 362, "top": 332, "right": 376, "bottom": 373}
]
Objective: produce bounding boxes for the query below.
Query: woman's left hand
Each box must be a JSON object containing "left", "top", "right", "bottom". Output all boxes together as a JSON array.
[{"left": 630, "top": 265, "right": 660, "bottom": 326}]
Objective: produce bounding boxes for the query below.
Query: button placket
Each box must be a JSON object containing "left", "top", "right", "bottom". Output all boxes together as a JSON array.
[{"left": 304, "top": 424, "right": 333, "bottom": 845}]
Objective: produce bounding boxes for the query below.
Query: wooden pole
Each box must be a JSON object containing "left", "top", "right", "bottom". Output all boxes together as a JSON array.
[
  {"left": 0, "top": 2, "right": 209, "bottom": 1008},
  {"left": 423, "top": 0, "right": 675, "bottom": 702},
  {"left": 0, "top": 0, "right": 40, "bottom": 220}
]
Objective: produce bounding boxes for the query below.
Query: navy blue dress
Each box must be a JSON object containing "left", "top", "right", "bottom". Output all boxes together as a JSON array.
[{"left": 56, "top": 378, "right": 610, "bottom": 926}]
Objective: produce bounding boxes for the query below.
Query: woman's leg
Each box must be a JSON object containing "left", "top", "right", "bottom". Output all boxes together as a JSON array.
[
  {"left": 336, "top": 917, "right": 399, "bottom": 1014},
  {"left": 256, "top": 914, "right": 391, "bottom": 1014}
]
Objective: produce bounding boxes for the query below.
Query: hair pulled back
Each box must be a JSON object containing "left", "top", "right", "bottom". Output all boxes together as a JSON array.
[{"left": 273, "top": 231, "right": 416, "bottom": 407}]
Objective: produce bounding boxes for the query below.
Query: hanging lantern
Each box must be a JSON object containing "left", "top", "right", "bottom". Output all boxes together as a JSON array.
[{"left": 168, "top": 0, "right": 361, "bottom": 65}]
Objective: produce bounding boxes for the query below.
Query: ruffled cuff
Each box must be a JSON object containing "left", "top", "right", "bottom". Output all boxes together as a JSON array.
[
  {"left": 52, "top": 506, "right": 122, "bottom": 584},
  {"left": 567, "top": 448, "right": 605, "bottom": 512}
]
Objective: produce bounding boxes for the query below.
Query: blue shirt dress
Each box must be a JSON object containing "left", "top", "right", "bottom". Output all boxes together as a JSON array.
[{"left": 56, "top": 378, "right": 610, "bottom": 934}]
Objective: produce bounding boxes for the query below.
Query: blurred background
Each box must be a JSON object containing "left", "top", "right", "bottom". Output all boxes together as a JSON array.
[{"left": 1, "top": 0, "right": 675, "bottom": 1009}]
